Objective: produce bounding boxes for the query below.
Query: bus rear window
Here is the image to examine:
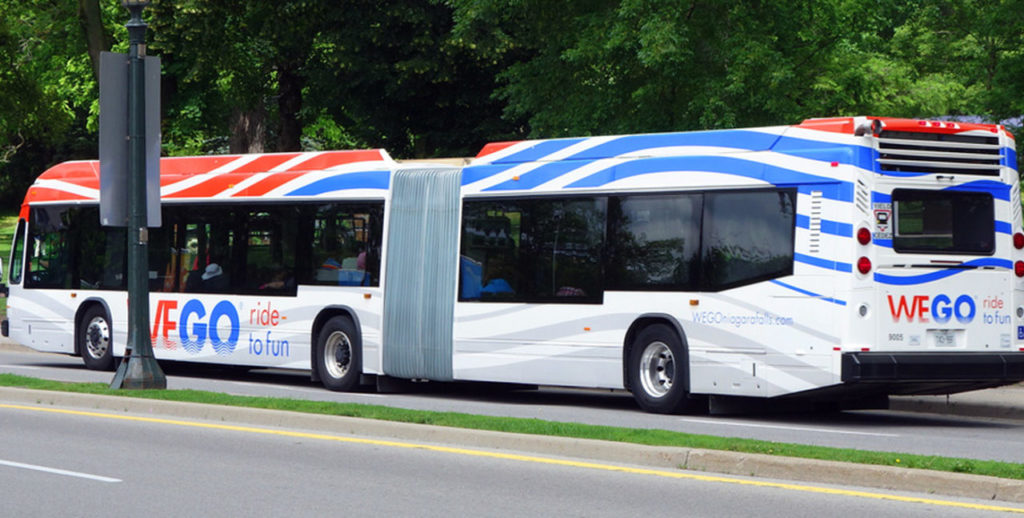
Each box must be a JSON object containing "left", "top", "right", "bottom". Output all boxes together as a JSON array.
[{"left": 892, "top": 189, "right": 994, "bottom": 255}]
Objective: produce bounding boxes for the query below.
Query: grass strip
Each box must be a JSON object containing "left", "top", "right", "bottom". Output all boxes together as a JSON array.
[{"left": 1, "top": 372, "right": 1020, "bottom": 480}]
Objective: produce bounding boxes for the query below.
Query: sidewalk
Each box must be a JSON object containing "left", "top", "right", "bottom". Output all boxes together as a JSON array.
[{"left": 890, "top": 383, "right": 1024, "bottom": 421}]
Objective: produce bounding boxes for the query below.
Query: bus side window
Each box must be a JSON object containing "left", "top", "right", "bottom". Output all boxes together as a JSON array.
[{"left": 700, "top": 190, "right": 795, "bottom": 291}]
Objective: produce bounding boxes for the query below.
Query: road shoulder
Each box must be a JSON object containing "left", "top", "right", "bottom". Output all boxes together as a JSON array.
[{"left": 1, "top": 385, "right": 1022, "bottom": 505}]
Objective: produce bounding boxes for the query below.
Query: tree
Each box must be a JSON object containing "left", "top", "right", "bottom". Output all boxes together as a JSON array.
[
  {"left": 0, "top": 0, "right": 115, "bottom": 205},
  {"left": 304, "top": 0, "right": 518, "bottom": 158}
]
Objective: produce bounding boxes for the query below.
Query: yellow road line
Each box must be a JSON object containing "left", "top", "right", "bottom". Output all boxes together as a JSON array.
[{"left": 3, "top": 402, "right": 1022, "bottom": 514}]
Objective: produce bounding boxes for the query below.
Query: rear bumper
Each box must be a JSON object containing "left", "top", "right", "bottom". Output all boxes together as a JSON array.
[{"left": 842, "top": 352, "right": 1024, "bottom": 383}]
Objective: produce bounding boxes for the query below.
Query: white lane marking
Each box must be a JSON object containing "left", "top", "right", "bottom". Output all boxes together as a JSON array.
[
  {"left": 0, "top": 459, "right": 121, "bottom": 483},
  {"left": 0, "top": 365, "right": 41, "bottom": 370},
  {"left": 679, "top": 418, "right": 899, "bottom": 437}
]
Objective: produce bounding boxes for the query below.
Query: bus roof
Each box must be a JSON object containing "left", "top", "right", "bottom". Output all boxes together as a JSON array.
[
  {"left": 459, "top": 116, "right": 1015, "bottom": 195},
  {"left": 22, "top": 149, "right": 393, "bottom": 217}
]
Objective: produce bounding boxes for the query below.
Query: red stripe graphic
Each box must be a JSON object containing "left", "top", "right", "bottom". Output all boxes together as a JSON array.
[
  {"left": 283, "top": 150, "right": 385, "bottom": 171},
  {"left": 232, "top": 172, "right": 306, "bottom": 197}
]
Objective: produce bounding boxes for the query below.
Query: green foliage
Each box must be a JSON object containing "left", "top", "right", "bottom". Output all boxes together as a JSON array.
[{"left": 1, "top": 0, "right": 1023, "bottom": 202}]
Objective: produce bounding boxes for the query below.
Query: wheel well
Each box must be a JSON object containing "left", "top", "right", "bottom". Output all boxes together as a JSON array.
[
  {"left": 73, "top": 300, "right": 110, "bottom": 357},
  {"left": 309, "top": 307, "right": 362, "bottom": 382},
  {"left": 622, "top": 315, "right": 687, "bottom": 392}
]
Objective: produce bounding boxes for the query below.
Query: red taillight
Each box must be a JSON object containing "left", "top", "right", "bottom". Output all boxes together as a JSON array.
[
  {"left": 1016, "top": 261, "right": 1024, "bottom": 277},
  {"left": 857, "top": 227, "right": 871, "bottom": 245},
  {"left": 1014, "top": 233, "right": 1024, "bottom": 249},
  {"left": 857, "top": 257, "right": 872, "bottom": 274}
]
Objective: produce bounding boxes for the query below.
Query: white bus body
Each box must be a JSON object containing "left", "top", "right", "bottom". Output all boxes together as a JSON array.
[{"left": 4, "top": 116, "right": 1022, "bottom": 413}]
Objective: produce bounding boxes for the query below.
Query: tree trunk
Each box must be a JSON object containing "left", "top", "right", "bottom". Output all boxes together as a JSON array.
[
  {"left": 78, "top": 0, "right": 112, "bottom": 80},
  {"left": 277, "top": 63, "right": 304, "bottom": 152},
  {"left": 229, "top": 108, "right": 266, "bottom": 154}
]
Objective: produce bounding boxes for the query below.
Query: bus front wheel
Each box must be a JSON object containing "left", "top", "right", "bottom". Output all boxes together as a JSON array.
[
  {"left": 314, "top": 316, "right": 361, "bottom": 391},
  {"left": 628, "top": 324, "right": 696, "bottom": 414},
  {"left": 80, "top": 306, "right": 114, "bottom": 371}
]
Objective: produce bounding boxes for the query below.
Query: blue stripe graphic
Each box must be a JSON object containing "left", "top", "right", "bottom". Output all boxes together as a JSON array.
[
  {"left": 874, "top": 258, "right": 1013, "bottom": 285},
  {"left": 943, "top": 180, "right": 1011, "bottom": 201},
  {"left": 485, "top": 160, "right": 588, "bottom": 191},
  {"left": 286, "top": 171, "right": 390, "bottom": 196},
  {"left": 1005, "top": 147, "right": 1017, "bottom": 169},
  {"left": 462, "top": 163, "right": 517, "bottom": 186},
  {"left": 486, "top": 130, "right": 878, "bottom": 168},
  {"left": 770, "top": 280, "right": 846, "bottom": 306},
  {"left": 794, "top": 253, "right": 853, "bottom": 272},
  {"left": 996, "top": 220, "right": 1013, "bottom": 234},
  {"left": 556, "top": 131, "right": 781, "bottom": 161},
  {"left": 487, "top": 138, "right": 587, "bottom": 165},
  {"left": 795, "top": 214, "right": 853, "bottom": 237},
  {"left": 771, "top": 137, "right": 876, "bottom": 169},
  {"left": 565, "top": 156, "right": 853, "bottom": 201}
]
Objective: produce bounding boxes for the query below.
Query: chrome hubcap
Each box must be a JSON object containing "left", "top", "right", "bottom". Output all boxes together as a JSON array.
[
  {"left": 84, "top": 316, "right": 110, "bottom": 360},
  {"left": 323, "top": 330, "right": 352, "bottom": 380},
  {"left": 639, "top": 341, "right": 674, "bottom": 398}
]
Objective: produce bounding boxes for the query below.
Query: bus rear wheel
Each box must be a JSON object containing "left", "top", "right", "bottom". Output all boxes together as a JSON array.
[
  {"left": 628, "top": 324, "right": 697, "bottom": 414},
  {"left": 80, "top": 305, "right": 114, "bottom": 371},
  {"left": 314, "top": 316, "right": 361, "bottom": 391}
]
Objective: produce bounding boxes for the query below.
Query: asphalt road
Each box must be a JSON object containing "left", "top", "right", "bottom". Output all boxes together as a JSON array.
[
  {"left": 2, "top": 346, "right": 1024, "bottom": 465},
  {"left": 1, "top": 402, "right": 1018, "bottom": 517}
]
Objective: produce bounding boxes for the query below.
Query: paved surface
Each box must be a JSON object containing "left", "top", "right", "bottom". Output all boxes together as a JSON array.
[{"left": 2, "top": 338, "right": 1023, "bottom": 505}]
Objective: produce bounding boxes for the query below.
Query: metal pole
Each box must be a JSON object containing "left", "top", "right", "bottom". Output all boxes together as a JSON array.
[{"left": 111, "top": 1, "right": 166, "bottom": 389}]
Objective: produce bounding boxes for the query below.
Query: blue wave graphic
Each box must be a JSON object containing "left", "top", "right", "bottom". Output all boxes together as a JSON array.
[
  {"left": 874, "top": 258, "right": 1013, "bottom": 285},
  {"left": 487, "top": 138, "right": 587, "bottom": 164},
  {"left": 557, "top": 131, "right": 780, "bottom": 161},
  {"left": 483, "top": 129, "right": 877, "bottom": 167},
  {"left": 794, "top": 252, "right": 853, "bottom": 272},
  {"left": 795, "top": 214, "right": 853, "bottom": 237},
  {"left": 769, "top": 279, "right": 846, "bottom": 306},
  {"left": 462, "top": 162, "right": 517, "bottom": 185},
  {"left": 770, "top": 136, "right": 875, "bottom": 169},
  {"left": 485, "top": 160, "right": 588, "bottom": 191},
  {"left": 286, "top": 171, "right": 390, "bottom": 196},
  {"left": 943, "top": 180, "right": 1010, "bottom": 201},
  {"left": 565, "top": 156, "right": 853, "bottom": 201}
]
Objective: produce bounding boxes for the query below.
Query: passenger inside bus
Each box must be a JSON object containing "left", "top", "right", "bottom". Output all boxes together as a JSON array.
[{"left": 186, "top": 262, "right": 229, "bottom": 292}]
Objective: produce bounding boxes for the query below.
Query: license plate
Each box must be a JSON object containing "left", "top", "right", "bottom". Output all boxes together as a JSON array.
[{"left": 929, "top": 329, "right": 959, "bottom": 347}]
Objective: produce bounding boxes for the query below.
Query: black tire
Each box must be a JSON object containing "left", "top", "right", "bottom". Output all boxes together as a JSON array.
[
  {"left": 314, "top": 316, "right": 361, "bottom": 391},
  {"left": 627, "top": 324, "right": 697, "bottom": 414},
  {"left": 79, "top": 305, "right": 115, "bottom": 371}
]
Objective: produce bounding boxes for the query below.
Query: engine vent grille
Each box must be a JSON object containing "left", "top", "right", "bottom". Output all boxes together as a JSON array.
[{"left": 877, "top": 130, "right": 1002, "bottom": 176}]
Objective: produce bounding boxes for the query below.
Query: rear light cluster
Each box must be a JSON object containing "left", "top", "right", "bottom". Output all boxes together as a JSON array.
[
  {"left": 857, "top": 227, "right": 871, "bottom": 275},
  {"left": 1016, "top": 233, "right": 1024, "bottom": 278}
]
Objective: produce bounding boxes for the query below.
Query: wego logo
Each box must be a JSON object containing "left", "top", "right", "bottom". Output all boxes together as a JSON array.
[
  {"left": 151, "top": 299, "right": 289, "bottom": 357},
  {"left": 887, "top": 294, "right": 976, "bottom": 324},
  {"left": 152, "top": 299, "right": 241, "bottom": 355}
]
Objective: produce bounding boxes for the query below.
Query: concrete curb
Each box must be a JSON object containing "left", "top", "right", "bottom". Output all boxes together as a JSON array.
[
  {"left": 2, "top": 386, "right": 1022, "bottom": 505},
  {"left": 890, "top": 392, "right": 1024, "bottom": 422}
]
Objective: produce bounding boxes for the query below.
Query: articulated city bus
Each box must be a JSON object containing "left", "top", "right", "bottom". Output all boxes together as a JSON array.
[{"left": 4, "top": 116, "right": 1023, "bottom": 413}]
